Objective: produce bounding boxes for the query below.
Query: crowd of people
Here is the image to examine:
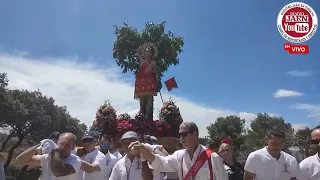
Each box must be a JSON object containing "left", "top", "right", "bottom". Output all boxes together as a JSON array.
[{"left": 0, "top": 122, "right": 320, "bottom": 180}]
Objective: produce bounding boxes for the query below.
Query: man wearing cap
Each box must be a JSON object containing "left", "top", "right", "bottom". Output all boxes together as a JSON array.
[
  {"left": 129, "top": 122, "right": 228, "bottom": 180},
  {"left": 77, "top": 131, "right": 107, "bottom": 180},
  {"left": 109, "top": 131, "right": 143, "bottom": 180}
]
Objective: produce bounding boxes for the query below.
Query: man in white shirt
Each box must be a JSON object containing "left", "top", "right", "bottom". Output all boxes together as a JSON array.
[
  {"left": 0, "top": 153, "right": 5, "bottom": 180},
  {"left": 130, "top": 122, "right": 228, "bottom": 180},
  {"left": 109, "top": 131, "right": 142, "bottom": 180},
  {"left": 110, "top": 138, "right": 123, "bottom": 160},
  {"left": 77, "top": 131, "right": 107, "bottom": 180},
  {"left": 99, "top": 135, "right": 118, "bottom": 180},
  {"left": 299, "top": 126, "right": 320, "bottom": 180},
  {"left": 244, "top": 129, "right": 299, "bottom": 180},
  {"left": 16, "top": 132, "right": 82, "bottom": 180}
]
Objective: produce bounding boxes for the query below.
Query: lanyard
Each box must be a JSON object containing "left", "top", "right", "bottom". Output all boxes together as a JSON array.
[
  {"left": 125, "top": 162, "right": 133, "bottom": 180},
  {"left": 181, "top": 147, "right": 202, "bottom": 178}
]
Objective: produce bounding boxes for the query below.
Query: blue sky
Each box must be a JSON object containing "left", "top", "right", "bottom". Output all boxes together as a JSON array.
[{"left": 0, "top": 0, "right": 319, "bottom": 132}]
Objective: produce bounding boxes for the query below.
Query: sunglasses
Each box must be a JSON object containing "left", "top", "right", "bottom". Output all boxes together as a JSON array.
[
  {"left": 310, "top": 139, "right": 320, "bottom": 144},
  {"left": 178, "top": 131, "right": 194, "bottom": 138}
]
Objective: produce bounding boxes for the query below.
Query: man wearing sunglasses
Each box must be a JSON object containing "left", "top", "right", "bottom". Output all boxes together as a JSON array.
[
  {"left": 299, "top": 126, "right": 320, "bottom": 180},
  {"left": 129, "top": 122, "right": 228, "bottom": 180}
]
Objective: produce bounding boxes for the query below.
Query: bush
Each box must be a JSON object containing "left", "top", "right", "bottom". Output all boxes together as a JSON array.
[{"left": 5, "top": 164, "right": 41, "bottom": 180}]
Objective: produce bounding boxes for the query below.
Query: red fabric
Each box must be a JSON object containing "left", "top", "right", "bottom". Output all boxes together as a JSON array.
[
  {"left": 134, "top": 62, "right": 158, "bottom": 97},
  {"left": 165, "top": 77, "right": 178, "bottom": 92},
  {"left": 221, "top": 138, "right": 232, "bottom": 145},
  {"left": 181, "top": 148, "right": 214, "bottom": 180}
]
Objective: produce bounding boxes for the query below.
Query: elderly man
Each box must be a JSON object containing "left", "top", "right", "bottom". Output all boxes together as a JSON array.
[
  {"left": 299, "top": 126, "right": 320, "bottom": 180},
  {"left": 16, "top": 132, "right": 82, "bottom": 180},
  {"left": 129, "top": 122, "right": 228, "bottom": 180},
  {"left": 109, "top": 131, "right": 143, "bottom": 180}
]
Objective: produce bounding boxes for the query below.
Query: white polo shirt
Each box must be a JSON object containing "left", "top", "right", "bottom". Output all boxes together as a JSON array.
[
  {"left": 112, "top": 151, "right": 123, "bottom": 160},
  {"left": 244, "top": 147, "right": 299, "bottom": 180},
  {"left": 109, "top": 155, "right": 142, "bottom": 180},
  {"left": 81, "top": 149, "right": 106, "bottom": 180},
  {"left": 102, "top": 152, "right": 118, "bottom": 180},
  {"left": 39, "top": 153, "right": 82, "bottom": 180},
  {"left": 299, "top": 154, "right": 320, "bottom": 180}
]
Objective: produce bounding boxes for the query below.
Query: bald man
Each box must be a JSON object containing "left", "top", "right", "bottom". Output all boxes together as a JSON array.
[
  {"left": 299, "top": 126, "right": 320, "bottom": 180},
  {"left": 16, "top": 132, "right": 82, "bottom": 180}
]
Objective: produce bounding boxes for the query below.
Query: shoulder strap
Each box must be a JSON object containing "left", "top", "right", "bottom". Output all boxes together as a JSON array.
[{"left": 182, "top": 148, "right": 214, "bottom": 180}]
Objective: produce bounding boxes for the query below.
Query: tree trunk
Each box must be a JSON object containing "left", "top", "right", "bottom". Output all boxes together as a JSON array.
[
  {"left": 4, "top": 132, "right": 24, "bottom": 169},
  {"left": 0, "top": 131, "right": 13, "bottom": 152}
]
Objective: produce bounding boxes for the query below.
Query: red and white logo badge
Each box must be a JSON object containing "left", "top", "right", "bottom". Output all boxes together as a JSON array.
[{"left": 277, "top": 2, "right": 318, "bottom": 43}]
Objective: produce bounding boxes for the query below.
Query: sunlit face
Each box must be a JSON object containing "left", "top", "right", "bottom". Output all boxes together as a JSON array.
[
  {"left": 179, "top": 125, "right": 197, "bottom": 148},
  {"left": 121, "top": 138, "right": 137, "bottom": 154},
  {"left": 220, "top": 145, "right": 233, "bottom": 160},
  {"left": 57, "top": 134, "right": 75, "bottom": 157},
  {"left": 266, "top": 134, "right": 285, "bottom": 152},
  {"left": 310, "top": 129, "right": 320, "bottom": 155}
]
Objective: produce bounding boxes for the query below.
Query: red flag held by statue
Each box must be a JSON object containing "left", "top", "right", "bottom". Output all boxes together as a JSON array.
[{"left": 165, "top": 77, "right": 178, "bottom": 92}]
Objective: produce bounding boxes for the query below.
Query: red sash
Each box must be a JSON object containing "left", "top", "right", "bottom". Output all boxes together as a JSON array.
[{"left": 181, "top": 148, "right": 214, "bottom": 180}]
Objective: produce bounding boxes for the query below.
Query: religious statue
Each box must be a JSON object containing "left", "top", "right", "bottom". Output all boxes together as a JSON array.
[{"left": 134, "top": 42, "right": 159, "bottom": 120}]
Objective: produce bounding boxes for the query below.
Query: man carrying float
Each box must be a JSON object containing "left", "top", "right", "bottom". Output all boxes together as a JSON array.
[{"left": 130, "top": 122, "right": 228, "bottom": 180}]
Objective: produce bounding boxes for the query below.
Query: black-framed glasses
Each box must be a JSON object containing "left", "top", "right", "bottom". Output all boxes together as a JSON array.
[
  {"left": 178, "top": 131, "right": 194, "bottom": 138},
  {"left": 310, "top": 139, "right": 320, "bottom": 144}
]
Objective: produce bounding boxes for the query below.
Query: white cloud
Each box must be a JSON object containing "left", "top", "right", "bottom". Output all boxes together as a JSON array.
[
  {"left": 292, "top": 123, "right": 307, "bottom": 131},
  {"left": 0, "top": 53, "right": 263, "bottom": 137},
  {"left": 286, "top": 70, "right": 313, "bottom": 77},
  {"left": 293, "top": 104, "right": 320, "bottom": 121},
  {"left": 273, "top": 89, "right": 304, "bottom": 98}
]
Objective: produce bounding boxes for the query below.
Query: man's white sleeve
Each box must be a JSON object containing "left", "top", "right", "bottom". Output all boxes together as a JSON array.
[
  {"left": 150, "top": 151, "right": 180, "bottom": 172},
  {"left": 244, "top": 152, "right": 257, "bottom": 174},
  {"left": 108, "top": 162, "right": 120, "bottom": 180},
  {"left": 299, "top": 158, "right": 311, "bottom": 180},
  {"left": 68, "top": 156, "right": 82, "bottom": 174},
  {"left": 211, "top": 152, "right": 228, "bottom": 180},
  {"left": 94, "top": 154, "right": 107, "bottom": 171}
]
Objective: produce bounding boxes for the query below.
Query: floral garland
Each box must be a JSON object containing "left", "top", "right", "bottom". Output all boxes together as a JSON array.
[
  {"left": 159, "top": 99, "right": 183, "bottom": 137},
  {"left": 92, "top": 100, "right": 117, "bottom": 137},
  {"left": 91, "top": 99, "right": 182, "bottom": 138}
]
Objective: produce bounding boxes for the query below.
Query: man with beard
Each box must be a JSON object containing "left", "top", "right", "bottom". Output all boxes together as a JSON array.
[
  {"left": 16, "top": 132, "right": 82, "bottom": 180},
  {"left": 99, "top": 135, "right": 118, "bottom": 180},
  {"left": 299, "top": 126, "right": 320, "bottom": 180}
]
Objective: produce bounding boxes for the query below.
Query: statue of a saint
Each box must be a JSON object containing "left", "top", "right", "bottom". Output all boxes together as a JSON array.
[{"left": 134, "top": 42, "right": 159, "bottom": 120}]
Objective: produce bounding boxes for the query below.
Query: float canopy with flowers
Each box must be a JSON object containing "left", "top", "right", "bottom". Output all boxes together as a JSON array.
[
  {"left": 92, "top": 98, "right": 183, "bottom": 139},
  {"left": 92, "top": 21, "right": 184, "bottom": 149}
]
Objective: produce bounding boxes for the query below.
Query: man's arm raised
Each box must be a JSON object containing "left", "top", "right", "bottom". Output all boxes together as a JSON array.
[{"left": 16, "top": 144, "right": 42, "bottom": 166}]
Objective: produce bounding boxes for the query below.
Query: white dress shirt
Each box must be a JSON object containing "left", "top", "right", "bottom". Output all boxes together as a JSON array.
[{"left": 150, "top": 145, "right": 228, "bottom": 180}]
